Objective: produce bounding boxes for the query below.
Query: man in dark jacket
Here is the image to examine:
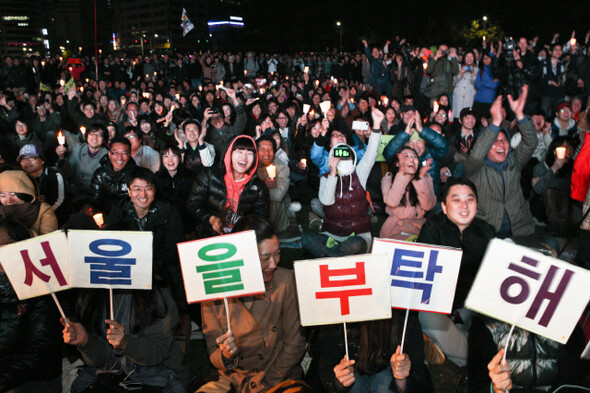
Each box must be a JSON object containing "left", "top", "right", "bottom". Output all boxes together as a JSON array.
[
  {"left": 89, "top": 136, "right": 137, "bottom": 215},
  {"left": 417, "top": 177, "right": 496, "bottom": 367},
  {"left": 107, "top": 168, "right": 186, "bottom": 309}
]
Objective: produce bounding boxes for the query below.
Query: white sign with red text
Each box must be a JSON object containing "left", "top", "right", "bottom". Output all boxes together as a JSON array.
[
  {"left": 372, "top": 238, "right": 462, "bottom": 314},
  {"left": 465, "top": 239, "right": 590, "bottom": 344},
  {"left": 294, "top": 253, "right": 392, "bottom": 326},
  {"left": 0, "top": 231, "right": 70, "bottom": 299}
]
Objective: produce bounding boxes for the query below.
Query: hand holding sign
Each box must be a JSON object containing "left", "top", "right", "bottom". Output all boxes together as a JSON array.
[
  {"left": 61, "top": 318, "right": 89, "bottom": 347},
  {"left": 334, "top": 357, "right": 356, "bottom": 387},
  {"left": 217, "top": 331, "right": 238, "bottom": 360},
  {"left": 488, "top": 349, "right": 512, "bottom": 393},
  {"left": 390, "top": 345, "right": 411, "bottom": 381},
  {"left": 106, "top": 319, "right": 127, "bottom": 349}
]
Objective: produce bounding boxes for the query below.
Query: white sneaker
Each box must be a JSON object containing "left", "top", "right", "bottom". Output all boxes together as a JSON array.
[{"left": 289, "top": 202, "right": 302, "bottom": 213}]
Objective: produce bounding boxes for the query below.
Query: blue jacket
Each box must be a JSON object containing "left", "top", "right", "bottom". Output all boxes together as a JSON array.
[
  {"left": 383, "top": 127, "right": 448, "bottom": 196},
  {"left": 474, "top": 65, "right": 499, "bottom": 104},
  {"left": 364, "top": 46, "right": 390, "bottom": 85}
]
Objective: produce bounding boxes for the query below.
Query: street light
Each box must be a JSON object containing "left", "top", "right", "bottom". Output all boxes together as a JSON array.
[
  {"left": 336, "top": 21, "right": 342, "bottom": 53},
  {"left": 482, "top": 15, "right": 488, "bottom": 30}
]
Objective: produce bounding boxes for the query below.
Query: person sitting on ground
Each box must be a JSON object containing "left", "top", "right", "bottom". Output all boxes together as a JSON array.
[
  {"left": 302, "top": 109, "right": 383, "bottom": 257},
  {"left": 457, "top": 86, "right": 536, "bottom": 238},
  {"left": 319, "top": 311, "right": 433, "bottom": 393},
  {"left": 17, "top": 143, "right": 67, "bottom": 225},
  {"left": 383, "top": 109, "right": 448, "bottom": 197},
  {"left": 0, "top": 217, "right": 62, "bottom": 393},
  {"left": 0, "top": 170, "right": 58, "bottom": 235},
  {"left": 417, "top": 177, "right": 496, "bottom": 367},
  {"left": 187, "top": 135, "right": 269, "bottom": 238},
  {"left": 197, "top": 215, "right": 308, "bottom": 393},
  {"left": 380, "top": 146, "right": 436, "bottom": 240},
  {"left": 123, "top": 126, "right": 161, "bottom": 173},
  {"left": 256, "top": 135, "right": 297, "bottom": 239}
]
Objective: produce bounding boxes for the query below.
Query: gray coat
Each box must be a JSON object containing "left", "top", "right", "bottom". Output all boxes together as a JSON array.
[{"left": 459, "top": 119, "right": 537, "bottom": 236}]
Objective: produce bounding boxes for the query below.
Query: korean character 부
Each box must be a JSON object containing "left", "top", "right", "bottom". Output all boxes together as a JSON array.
[{"left": 315, "top": 262, "right": 372, "bottom": 315}]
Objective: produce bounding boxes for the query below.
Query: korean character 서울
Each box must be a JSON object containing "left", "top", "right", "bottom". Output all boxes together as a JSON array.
[
  {"left": 391, "top": 248, "right": 443, "bottom": 304},
  {"left": 500, "top": 256, "right": 574, "bottom": 327},
  {"left": 315, "top": 262, "right": 372, "bottom": 315},
  {"left": 195, "top": 242, "right": 245, "bottom": 295},
  {"left": 84, "top": 239, "right": 136, "bottom": 285}
]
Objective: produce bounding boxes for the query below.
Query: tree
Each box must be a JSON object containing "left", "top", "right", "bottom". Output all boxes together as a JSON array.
[{"left": 460, "top": 19, "right": 505, "bottom": 47}]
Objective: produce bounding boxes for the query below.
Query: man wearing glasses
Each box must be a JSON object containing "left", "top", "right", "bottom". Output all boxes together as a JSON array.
[
  {"left": 18, "top": 144, "right": 66, "bottom": 223},
  {"left": 89, "top": 136, "right": 137, "bottom": 215}
]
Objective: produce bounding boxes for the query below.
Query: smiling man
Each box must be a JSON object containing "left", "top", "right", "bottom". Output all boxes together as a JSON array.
[
  {"left": 89, "top": 136, "right": 137, "bottom": 215},
  {"left": 459, "top": 86, "right": 537, "bottom": 238},
  {"left": 417, "top": 177, "right": 496, "bottom": 367}
]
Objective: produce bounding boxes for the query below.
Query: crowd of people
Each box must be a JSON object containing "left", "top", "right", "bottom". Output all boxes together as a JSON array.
[{"left": 1, "top": 31, "right": 590, "bottom": 393}]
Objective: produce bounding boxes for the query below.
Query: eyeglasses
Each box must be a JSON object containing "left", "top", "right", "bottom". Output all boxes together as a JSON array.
[
  {"left": 19, "top": 156, "right": 40, "bottom": 162},
  {"left": 129, "top": 186, "right": 155, "bottom": 193}
]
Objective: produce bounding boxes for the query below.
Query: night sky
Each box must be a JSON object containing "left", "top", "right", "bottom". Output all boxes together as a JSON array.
[{"left": 231, "top": 0, "right": 590, "bottom": 52}]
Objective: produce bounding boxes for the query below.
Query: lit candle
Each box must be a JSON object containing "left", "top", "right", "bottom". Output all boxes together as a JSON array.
[
  {"left": 171, "top": 104, "right": 176, "bottom": 111},
  {"left": 422, "top": 62, "right": 427, "bottom": 71},
  {"left": 304, "top": 66, "right": 309, "bottom": 74},
  {"left": 309, "top": 109, "right": 315, "bottom": 118},
  {"left": 59, "top": 79, "right": 65, "bottom": 87},
  {"left": 175, "top": 93, "right": 180, "bottom": 100},
  {"left": 198, "top": 85, "right": 202, "bottom": 91},
  {"left": 93, "top": 213, "right": 104, "bottom": 227},
  {"left": 556, "top": 147, "right": 566, "bottom": 159},
  {"left": 433, "top": 101, "right": 439, "bottom": 113},
  {"left": 315, "top": 80, "right": 319, "bottom": 87},
  {"left": 80, "top": 86, "right": 84, "bottom": 92},
  {"left": 570, "top": 38, "right": 577, "bottom": 47},
  {"left": 121, "top": 97, "right": 126, "bottom": 106},
  {"left": 153, "top": 71, "right": 157, "bottom": 77},
  {"left": 300, "top": 158, "right": 307, "bottom": 168},
  {"left": 41, "top": 60, "right": 45, "bottom": 67},
  {"left": 333, "top": 78, "right": 338, "bottom": 85},
  {"left": 382, "top": 96, "right": 389, "bottom": 107},
  {"left": 142, "top": 92, "right": 149, "bottom": 98},
  {"left": 80, "top": 126, "right": 86, "bottom": 136},
  {"left": 57, "top": 131, "right": 65, "bottom": 145},
  {"left": 85, "top": 78, "right": 89, "bottom": 83},
  {"left": 266, "top": 164, "right": 276, "bottom": 179},
  {"left": 260, "top": 87, "right": 265, "bottom": 94},
  {"left": 244, "top": 70, "right": 247, "bottom": 76}
]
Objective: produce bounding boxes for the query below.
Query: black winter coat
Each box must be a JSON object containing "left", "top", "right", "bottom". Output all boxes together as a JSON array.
[
  {"left": 89, "top": 155, "right": 137, "bottom": 214},
  {"left": 417, "top": 213, "right": 495, "bottom": 309},
  {"left": 0, "top": 274, "right": 62, "bottom": 391},
  {"left": 187, "top": 165, "right": 270, "bottom": 238}
]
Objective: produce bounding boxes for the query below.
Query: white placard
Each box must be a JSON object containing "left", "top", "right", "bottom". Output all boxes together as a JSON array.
[
  {"left": 465, "top": 239, "right": 590, "bottom": 344},
  {"left": 294, "top": 253, "right": 392, "bottom": 326},
  {"left": 177, "top": 230, "right": 265, "bottom": 303},
  {"left": 372, "top": 238, "right": 463, "bottom": 314},
  {"left": 68, "top": 230, "right": 153, "bottom": 290},
  {"left": 319, "top": 101, "right": 331, "bottom": 113},
  {"left": 0, "top": 231, "right": 70, "bottom": 299}
]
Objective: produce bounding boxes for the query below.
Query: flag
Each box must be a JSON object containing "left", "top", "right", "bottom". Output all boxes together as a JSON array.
[
  {"left": 39, "top": 82, "right": 52, "bottom": 92},
  {"left": 181, "top": 8, "right": 195, "bottom": 37}
]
